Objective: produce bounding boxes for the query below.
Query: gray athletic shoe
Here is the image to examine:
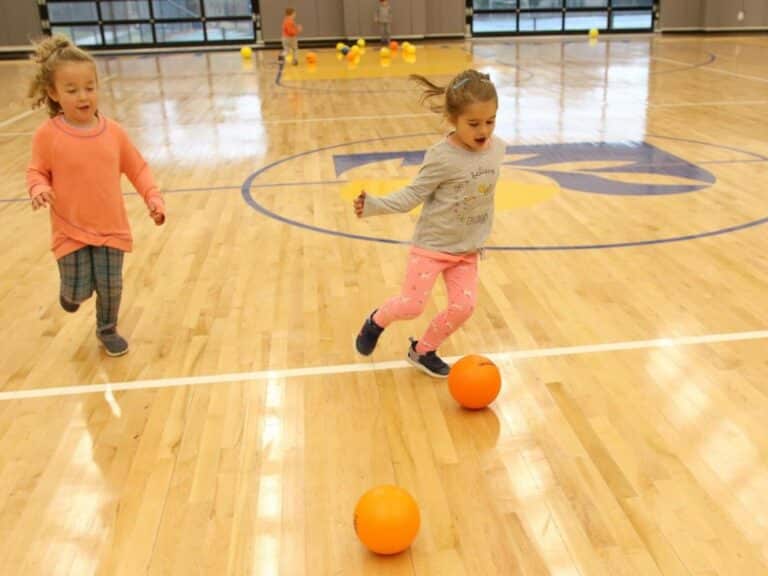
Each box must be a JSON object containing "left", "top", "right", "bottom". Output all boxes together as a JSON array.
[{"left": 97, "top": 329, "right": 129, "bottom": 357}]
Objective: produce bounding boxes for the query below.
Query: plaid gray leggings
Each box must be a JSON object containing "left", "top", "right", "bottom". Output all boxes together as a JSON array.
[{"left": 57, "top": 246, "right": 124, "bottom": 333}]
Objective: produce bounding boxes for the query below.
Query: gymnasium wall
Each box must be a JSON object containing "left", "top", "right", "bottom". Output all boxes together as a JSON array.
[
  {"left": 0, "top": 0, "right": 42, "bottom": 48},
  {"left": 260, "top": 0, "right": 466, "bottom": 43},
  {"left": 659, "top": 0, "right": 768, "bottom": 31}
]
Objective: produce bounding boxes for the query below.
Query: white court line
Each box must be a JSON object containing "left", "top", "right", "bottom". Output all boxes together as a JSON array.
[
  {"left": 0, "top": 75, "right": 116, "bottom": 130},
  {"left": 2, "top": 328, "right": 768, "bottom": 401},
  {"left": 0, "top": 111, "right": 437, "bottom": 136},
  {"left": 648, "top": 99, "right": 768, "bottom": 108},
  {"left": 260, "top": 112, "right": 435, "bottom": 124},
  {"left": 652, "top": 55, "right": 768, "bottom": 84},
  {"left": 0, "top": 109, "right": 39, "bottom": 130},
  {"left": 5, "top": 98, "right": 768, "bottom": 138}
]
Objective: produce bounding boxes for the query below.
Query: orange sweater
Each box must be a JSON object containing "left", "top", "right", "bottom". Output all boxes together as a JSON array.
[
  {"left": 27, "top": 115, "right": 164, "bottom": 259},
  {"left": 282, "top": 16, "right": 299, "bottom": 37}
]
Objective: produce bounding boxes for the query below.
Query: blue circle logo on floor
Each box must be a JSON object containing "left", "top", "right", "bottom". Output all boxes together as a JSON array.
[{"left": 241, "top": 133, "right": 767, "bottom": 251}]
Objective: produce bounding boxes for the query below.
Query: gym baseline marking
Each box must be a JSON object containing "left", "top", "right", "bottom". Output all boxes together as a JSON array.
[{"left": 1, "top": 328, "right": 767, "bottom": 401}]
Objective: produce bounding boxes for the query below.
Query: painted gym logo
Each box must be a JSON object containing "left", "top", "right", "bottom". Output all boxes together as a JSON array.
[
  {"left": 333, "top": 141, "right": 717, "bottom": 209},
  {"left": 240, "top": 133, "right": 768, "bottom": 250},
  {"left": 502, "top": 141, "right": 716, "bottom": 196}
]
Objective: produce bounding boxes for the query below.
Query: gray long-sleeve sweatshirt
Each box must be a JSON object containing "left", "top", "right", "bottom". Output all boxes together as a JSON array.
[{"left": 362, "top": 135, "right": 507, "bottom": 254}]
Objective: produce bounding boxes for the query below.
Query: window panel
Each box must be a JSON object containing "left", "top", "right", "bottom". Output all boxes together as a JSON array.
[
  {"left": 565, "top": 11, "right": 607, "bottom": 30},
  {"left": 104, "top": 23, "right": 154, "bottom": 44},
  {"left": 48, "top": 3, "right": 98, "bottom": 23},
  {"left": 203, "top": 0, "right": 252, "bottom": 17},
  {"left": 206, "top": 20, "right": 254, "bottom": 40},
  {"left": 612, "top": 10, "right": 653, "bottom": 29},
  {"left": 51, "top": 25, "right": 102, "bottom": 46},
  {"left": 101, "top": 1, "right": 151, "bottom": 21},
  {"left": 473, "top": 12, "right": 518, "bottom": 33},
  {"left": 154, "top": 21, "right": 205, "bottom": 42},
  {"left": 151, "top": 0, "right": 201, "bottom": 19},
  {"left": 519, "top": 12, "right": 562, "bottom": 32}
]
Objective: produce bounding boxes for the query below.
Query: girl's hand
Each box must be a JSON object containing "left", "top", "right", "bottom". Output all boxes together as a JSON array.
[
  {"left": 148, "top": 197, "right": 166, "bottom": 225},
  {"left": 31, "top": 188, "right": 55, "bottom": 210},
  {"left": 353, "top": 190, "right": 366, "bottom": 218}
]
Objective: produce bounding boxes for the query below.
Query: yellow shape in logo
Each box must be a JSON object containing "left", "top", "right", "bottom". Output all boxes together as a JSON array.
[
  {"left": 341, "top": 176, "right": 560, "bottom": 214},
  {"left": 494, "top": 181, "right": 560, "bottom": 210}
]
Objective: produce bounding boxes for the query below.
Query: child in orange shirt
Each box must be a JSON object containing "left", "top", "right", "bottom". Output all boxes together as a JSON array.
[
  {"left": 281, "top": 7, "right": 302, "bottom": 65},
  {"left": 26, "top": 35, "right": 165, "bottom": 357}
]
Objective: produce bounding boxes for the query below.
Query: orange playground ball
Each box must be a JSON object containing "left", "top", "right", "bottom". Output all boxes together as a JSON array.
[
  {"left": 448, "top": 355, "right": 501, "bottom": 409},
  {"left": 306, "top": 52, "right": 317, "bottom": 64},
  {"left": 354, "top": 485, "right": 420, "bottom": 555},
  {"left": 389, "top": 40, "right": 399, "bottom": 51}
]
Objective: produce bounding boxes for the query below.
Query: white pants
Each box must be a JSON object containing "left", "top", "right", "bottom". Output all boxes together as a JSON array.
[{"left": 281, "top": 36, "right": 298, "bottom": 61}]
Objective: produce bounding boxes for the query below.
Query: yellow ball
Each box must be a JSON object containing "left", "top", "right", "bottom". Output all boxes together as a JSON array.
[
  {"left": 357, "top": 38, "right": 366, "bottom": 48},
  {"left": 240, "top": 46, "right": 252, "bottom": 59},
  {"left": 404, "top": 43, "right": 416, "bottom": 55},
  {"left": 336, "top": 42, "right": 345, "bottom": 51},
  {"left": 589, "top": 28, "right": 599, "bottom": 38},
  {"left": 379, "top": 47, "right": 391, "bottom": 57},
  {"left": 350, "top": 45, "right": 360, "bottom": 55}
]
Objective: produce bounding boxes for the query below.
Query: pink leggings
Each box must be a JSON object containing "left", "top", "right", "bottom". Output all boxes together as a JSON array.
[{"left": 373, "top": 248, "right": 478, "bottom": 354}]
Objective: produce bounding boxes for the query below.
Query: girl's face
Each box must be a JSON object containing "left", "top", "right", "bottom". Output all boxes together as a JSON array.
[
  {"left": 449, "top": 99, "right": 497, "bottom": 151},
  {"left": 48, "top": 61, "right": 99, "bottom": 127}
]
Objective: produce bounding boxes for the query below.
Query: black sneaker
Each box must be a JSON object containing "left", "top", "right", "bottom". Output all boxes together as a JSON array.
[
  {"left": 97, "top": 329, "right": 129, "bottom": 357},
  {"left": 355, "top": 311, "right": 384, "bottom": 356},
  {"left": 59, "top": 295, "right": 79, "bottom": 313},
  {"left": 407, "top": 338, "right": 450, "bottom": 378}
]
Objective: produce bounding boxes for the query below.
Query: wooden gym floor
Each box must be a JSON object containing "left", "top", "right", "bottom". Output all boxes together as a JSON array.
[{"left": 1, "top": 34, "right": 768, "bottom": 575}]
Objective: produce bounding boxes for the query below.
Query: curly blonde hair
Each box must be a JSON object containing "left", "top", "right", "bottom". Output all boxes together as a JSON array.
[
  {"left": 410, "top": 69, "right": 497, "bottom": 119},
  {"left": 28, "top": 34, "right": 96, "bottom": 118}
]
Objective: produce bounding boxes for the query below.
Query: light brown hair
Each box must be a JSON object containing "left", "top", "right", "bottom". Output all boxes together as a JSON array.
[
  {"left": 28, "top": 34, "right": 96, "bottom": 118},
  {"left": 410, "top": 69, "right": 497, "bottom": 119}
]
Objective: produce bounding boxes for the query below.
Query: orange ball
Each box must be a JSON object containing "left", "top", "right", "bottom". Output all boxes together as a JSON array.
[
  {"left": 447, "top": 355, "right": 501, "bottom": 409},
  {"left": 389, "top": 40, "right": 399, "bottom": 51},
  {"left": 354, "top": 485, "right": 420, "bottom": 555},
  {"left": 306, "top": 52, "right": 317, "bottom": 64}
]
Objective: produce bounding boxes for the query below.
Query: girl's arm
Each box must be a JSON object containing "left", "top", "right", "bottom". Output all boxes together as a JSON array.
[
  {"left": 26, "top": 127, "right": 56, "bottom": 209},
  {"left": 360, "top": 151, "right": 445, "bottom": 216},
  {"left": 118, "top": 128, "right": 166, "bottom": 224}
]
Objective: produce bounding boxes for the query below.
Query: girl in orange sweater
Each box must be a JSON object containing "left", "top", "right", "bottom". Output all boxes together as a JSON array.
[{"left": 26, "top": 35, "right": 165, "bottom": 357}]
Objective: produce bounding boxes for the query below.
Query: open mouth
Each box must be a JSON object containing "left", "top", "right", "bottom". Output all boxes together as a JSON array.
[{"left": 474, "top": 137, "right": 487, "bottom": 145}]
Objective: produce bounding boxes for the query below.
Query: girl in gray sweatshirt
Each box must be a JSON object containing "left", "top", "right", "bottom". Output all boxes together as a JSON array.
[{"left": 353, "top": 69, "right": 505, "bottom": 378}]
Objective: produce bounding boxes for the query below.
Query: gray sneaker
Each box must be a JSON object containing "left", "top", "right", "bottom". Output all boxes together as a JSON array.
[
  {"left": 97, "top": 329, "right": 129, "bottom": 357},
  {"left": 406, "top": 338, "right": 450, "bottom": 378}
]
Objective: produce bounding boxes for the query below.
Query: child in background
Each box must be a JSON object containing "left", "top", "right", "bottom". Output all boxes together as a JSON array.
[
  {"left": 353, "top": 69, "right": 505, "bottom": 378},
  {"left": 281, "top": 7, "right": 302, "bottom": 65},
  {"left": 374, "top": 0, "right": 392, "bottom": 45},
  {"left": 27, "top": 35, "right": 165, "bottom": 357}
]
